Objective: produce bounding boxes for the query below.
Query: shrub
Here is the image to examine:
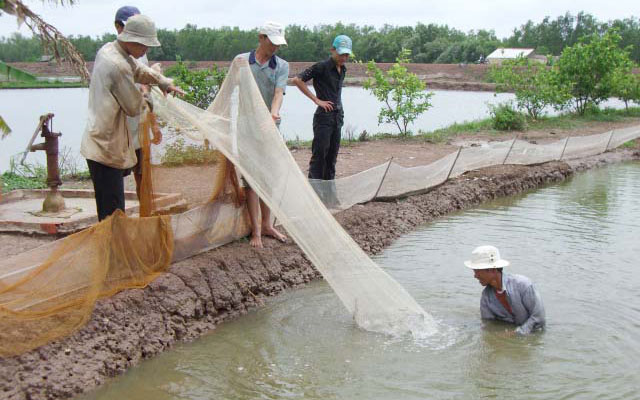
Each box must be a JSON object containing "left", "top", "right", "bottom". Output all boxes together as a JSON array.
[
  {"left": 490, "top": 102, "right": 527, "bottom": 131},
  {"left": 364, "top": 49, "right": 434, "bottom": 136},
  {"left": 161, "top": 137, "right": 220, "bottom": 166},
  {"left": 164, "top": 57, "right": 226, "bottom": 109}
]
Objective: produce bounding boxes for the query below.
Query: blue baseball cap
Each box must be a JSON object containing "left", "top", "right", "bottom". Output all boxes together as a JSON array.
[
  {"left": 115, "top": 6, "right": 140, "bottom": 25},
  {"left": 332, "top": 35, "right": 353, "bottom": 55}
]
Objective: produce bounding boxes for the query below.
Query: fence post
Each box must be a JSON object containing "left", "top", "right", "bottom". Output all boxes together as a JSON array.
[
  {"left": 559, "top": 136, "right": 570, "bottom": 161},
  {"left": 373, "top": 157, "right": 394, "bottom": 200},
  {"left": 502, "top": 134, "right": 519, "bottom": 165},
  {"left": 446, "top": 146, "right": 463, "bottom": 181},
  {"left": 604, "top": 130, "right": 615, "bottom": 152}
]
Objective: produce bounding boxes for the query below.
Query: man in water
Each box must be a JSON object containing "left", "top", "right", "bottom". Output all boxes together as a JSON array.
[
  {"left": 465, "top": 245, "right": 545, "bottom": 335},
  {"left": 234, "top": 21, "right": 289, "bottom": 248}
]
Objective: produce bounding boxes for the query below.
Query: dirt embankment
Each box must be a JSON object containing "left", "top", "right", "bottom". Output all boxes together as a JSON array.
[
  {"left": 1, "top": 147, "right": 638, "bottom": 400},
  {"left": 8, "top": 61, "right": 492, "bottom": 91}
]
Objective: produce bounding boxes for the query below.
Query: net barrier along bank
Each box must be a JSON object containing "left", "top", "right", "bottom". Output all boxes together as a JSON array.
[
  {"left": 2, "top": 56, "right": 639, "bottom": 357},
  {"left": 311, "top": 125, "right": 640, "bottom": 212}
]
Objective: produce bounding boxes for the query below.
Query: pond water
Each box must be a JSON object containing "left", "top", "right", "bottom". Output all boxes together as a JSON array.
[
  {"left": 80, "top": 162, "right": 640, "bottom": 399},
  {"left": 1, "top": 87, "right": 514, "bottom": 172}
]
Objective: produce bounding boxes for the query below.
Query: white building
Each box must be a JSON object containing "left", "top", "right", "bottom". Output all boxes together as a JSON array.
[{"left": 486, "top": 48, "right": 537, "bottom": 65}]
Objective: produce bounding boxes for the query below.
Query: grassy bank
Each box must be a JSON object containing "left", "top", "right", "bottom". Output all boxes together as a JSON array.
[
  {"left": 0, "top": 81, "right": 86, "bottom": 89},
  {"left": 286, "top": 107, "right": 640, "bottom": 149}
]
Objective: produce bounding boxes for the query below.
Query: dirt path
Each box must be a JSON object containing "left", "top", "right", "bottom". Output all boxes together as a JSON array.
[{"left": 0, "top": 127, "right": 638, "bottom": 399}]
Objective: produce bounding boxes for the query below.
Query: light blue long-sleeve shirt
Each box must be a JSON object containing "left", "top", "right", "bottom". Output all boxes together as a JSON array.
[{"left": 480, "top": 272, "right": 546, "bottom": 335}]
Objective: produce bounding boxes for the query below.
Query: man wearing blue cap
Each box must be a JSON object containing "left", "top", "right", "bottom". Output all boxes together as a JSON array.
[
  {"left": 114, "top": 6, "right": 162, "bottom": 201},
  {"left": 81, "top": 13, "right": 184, "bottom": 221},
  {"left": 293, "top": 35, "right": 352, "bottom": 181}
]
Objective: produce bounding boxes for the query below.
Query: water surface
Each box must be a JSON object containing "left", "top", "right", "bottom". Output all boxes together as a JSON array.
[
  {"left": 2, "top": 87, "right": 511, "bottom": 172},
  {"left": 81, "top": 162, "right": 640, "bottom": 400}
]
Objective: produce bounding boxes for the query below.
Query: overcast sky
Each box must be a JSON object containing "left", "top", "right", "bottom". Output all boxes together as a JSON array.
[{"left": 0, "top": 0, "right": 637, "bottom": 39}]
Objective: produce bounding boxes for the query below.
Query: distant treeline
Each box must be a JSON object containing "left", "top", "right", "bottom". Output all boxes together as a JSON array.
[{"left": 1, "top": 12, "right": 640, "bottom": 63}]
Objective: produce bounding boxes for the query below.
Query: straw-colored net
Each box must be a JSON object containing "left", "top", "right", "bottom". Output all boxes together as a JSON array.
[
  {"left": 0, "top": 211, "right": 173, "bottom": 356},
  {"left": 2, "top": 55, "right": 640, "bottom": 357}
]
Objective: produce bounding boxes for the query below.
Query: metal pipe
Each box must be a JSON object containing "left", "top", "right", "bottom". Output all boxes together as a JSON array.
[{"left": 28, "top": 114, "right": 65, "bottom": 212}]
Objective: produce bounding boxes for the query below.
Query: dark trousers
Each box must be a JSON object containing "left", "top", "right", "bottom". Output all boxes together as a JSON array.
[
  {"left": 308, "top": 110, "right": 343, "bottom": 180},
  {"left": 87, "top": 159, "right": 125, "bottom": 221}
]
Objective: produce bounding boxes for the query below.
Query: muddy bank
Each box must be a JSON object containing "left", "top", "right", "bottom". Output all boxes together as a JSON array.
[
  {"left": 9, "top": 61, "right": 490, "bottom": 91},
  {"left": 0, "top": 149, "right": 638, "bottom": 400}
]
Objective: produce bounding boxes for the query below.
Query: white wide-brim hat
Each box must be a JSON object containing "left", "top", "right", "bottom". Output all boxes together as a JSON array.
[
  {"left": 117, "top": 14, "right": 161, "bottom": 47},
  {"left": 464, "top": 245, "right": 510, "bottom": 269}
]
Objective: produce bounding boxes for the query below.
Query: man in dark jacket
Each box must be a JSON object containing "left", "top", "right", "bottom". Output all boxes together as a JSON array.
[{"left": 292, "top": 35, "right": 352, "bottom": 180}]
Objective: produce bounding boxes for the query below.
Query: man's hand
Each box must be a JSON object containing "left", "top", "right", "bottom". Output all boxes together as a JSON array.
[
  {"left": 499, "top": 329, "right": 517, "bottom": 338},
  {"left": 271, "top": 112, "right": 281, "bottom": 123},
  {"left": 163, "top": 84, "right": 185, "bottom": 97},
  {"left": 315, "top": 99, "right": 334, "bottom": 112}
]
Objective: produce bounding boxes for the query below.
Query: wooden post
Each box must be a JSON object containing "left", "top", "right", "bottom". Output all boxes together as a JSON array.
[
  {"left": 559, "top": 136, "right": 570, "bottom": 160},
  {"left": 373, "top": 157, "right": 394, "bottom": 200},
  {"left": 502, "top": 134, "right": 519, "bottom": 165},
  {"left": 446, "top": 147, "right": 463, "bottom": 181},
  {"left": 604, "top": 130, "right": 615, "bottom": 152}
]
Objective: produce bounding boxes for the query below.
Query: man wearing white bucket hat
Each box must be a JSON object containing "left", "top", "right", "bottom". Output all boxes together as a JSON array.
[
  {"left": 81, "top": 14, "right": 184, "bottom": 221},
  {"left": 465, "top": 245, "right": 545, "bottom": 335}
]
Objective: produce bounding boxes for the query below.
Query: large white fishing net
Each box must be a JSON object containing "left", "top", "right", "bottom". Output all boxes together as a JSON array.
[{"left": 152, "top": 58, "right": 435, "bottom": 336}]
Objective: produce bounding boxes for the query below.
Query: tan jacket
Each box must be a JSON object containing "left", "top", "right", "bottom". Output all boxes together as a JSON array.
[{"left": 81, "top": 41, "right": 172, "bottom": 169}]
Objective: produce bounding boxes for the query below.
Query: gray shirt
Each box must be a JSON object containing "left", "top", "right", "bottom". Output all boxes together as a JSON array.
[
  {"left": 480, "top": 272, "right": 546, "bottom": 335},
  {"left": 235, "top": 50, "right": 288, "bottom": 112}
]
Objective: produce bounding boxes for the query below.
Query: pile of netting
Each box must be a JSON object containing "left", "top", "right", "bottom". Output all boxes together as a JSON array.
[{"left": 1, "top": 57, "right": 639, "bottom": 358}]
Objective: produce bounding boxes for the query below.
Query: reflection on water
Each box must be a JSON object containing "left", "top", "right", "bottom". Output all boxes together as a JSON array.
[
  {"left": 1, "top": 86, "right": 627, "bottom": 172},
  {"left": 80, "top": 162, "right": 640, "bottom": 400},
  {"left": 2, "top": 87, "right": 513, "bottom": 172}
]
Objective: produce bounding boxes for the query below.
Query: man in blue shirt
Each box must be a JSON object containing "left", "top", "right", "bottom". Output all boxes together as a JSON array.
[
  {"left": 235, "top": 22, "right": 289, "bottom": 248},
  {"left": 292, "top": 35, "right": 352, "bottom": 180},
  {"left": 465, "top": 245, "right": 546, "bottom": 335}
]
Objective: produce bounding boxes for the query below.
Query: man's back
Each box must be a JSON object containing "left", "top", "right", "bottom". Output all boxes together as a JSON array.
[{"left": 81, "top": 41, "right": 140, "bottom": 170}]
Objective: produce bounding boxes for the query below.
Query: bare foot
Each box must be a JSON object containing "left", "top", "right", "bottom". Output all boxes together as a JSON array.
[
  {"left": 262, "top": 226, "right": 287, "bottom": 243},
  {"left": 250, "top": 234, "right": 263, "bottom": 248}
]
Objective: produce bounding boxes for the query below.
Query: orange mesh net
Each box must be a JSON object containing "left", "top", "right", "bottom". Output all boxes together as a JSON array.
[{"left": 0, "top": 210, "right": 173, "bottom": 356}]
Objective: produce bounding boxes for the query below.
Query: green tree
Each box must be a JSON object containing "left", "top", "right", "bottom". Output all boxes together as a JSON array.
[
  {"left": 556, "top": 30, "right": 632, "bottom": 114},
  {"left": 165, "top": 57, "right": 226, "bottom": 109},
  {"left": 364, "top": 49, "right": 433, "bottom": 136},
  {"left": 489, "top": 56, "right": 570, "bottom": 119},
  {"left": 611, "top": 66, "right": 640, "bottom": 110}
]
